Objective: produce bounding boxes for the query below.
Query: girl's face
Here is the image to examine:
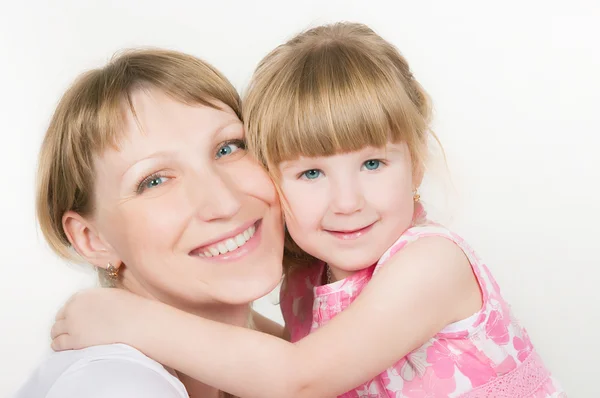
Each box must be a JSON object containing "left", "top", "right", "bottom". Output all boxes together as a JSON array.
[
  {"left": 279, "top": 142, "right": 416, "bottom": 279},
  {"left": 82, "top": 87, "right": 284, "bottom": 309}
]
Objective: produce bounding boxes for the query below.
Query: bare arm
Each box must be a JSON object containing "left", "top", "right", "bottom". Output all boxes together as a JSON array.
[{"left": 53, "top": 237, "right": 480, "bottom": 398}]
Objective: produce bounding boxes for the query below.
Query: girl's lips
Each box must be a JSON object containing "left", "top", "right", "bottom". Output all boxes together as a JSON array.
[{"left": 325, "top": 222, "right": 375, "bottom": 240}]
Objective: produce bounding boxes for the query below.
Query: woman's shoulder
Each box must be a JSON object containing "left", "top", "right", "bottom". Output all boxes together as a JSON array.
[{"left": 14, "top": 343, "right": 188, "bottom": 398}]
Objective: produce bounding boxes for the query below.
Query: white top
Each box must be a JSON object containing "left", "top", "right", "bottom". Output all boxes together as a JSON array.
[{"left": 14, "top": 343, "right": 188, "bottom": 398}]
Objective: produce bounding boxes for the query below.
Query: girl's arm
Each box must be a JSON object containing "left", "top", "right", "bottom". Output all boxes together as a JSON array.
[{"left": 52, "top": 237, "right": 481, "bottom": 398}]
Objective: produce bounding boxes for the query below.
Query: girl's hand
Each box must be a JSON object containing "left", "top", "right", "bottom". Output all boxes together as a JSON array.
[{"left": 50, "top": 288, "right": 147, "bottom": 351}]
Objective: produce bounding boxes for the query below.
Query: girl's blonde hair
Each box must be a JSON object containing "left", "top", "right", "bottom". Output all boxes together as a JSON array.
[
  {"left": 243, "top": 22, "right": 436, "bottom": 272},
  {"left": 36, "top": 49, "right": 241, "bottom": 284}
]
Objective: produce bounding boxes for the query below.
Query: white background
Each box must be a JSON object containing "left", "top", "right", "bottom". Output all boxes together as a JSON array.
[{"left": 1, "top": 0, "right": 599, "bottom": 396}]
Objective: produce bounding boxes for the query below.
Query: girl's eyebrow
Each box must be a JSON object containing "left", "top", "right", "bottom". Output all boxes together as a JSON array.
[
  {"left": 278, "top": 161, "right": 303, "bottom": 172},
  {"left": 278, "top": 156, "right": 315, "bottom": 170}
]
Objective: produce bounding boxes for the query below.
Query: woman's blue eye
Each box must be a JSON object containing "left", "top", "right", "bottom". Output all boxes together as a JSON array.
[
  {"left": 216, "top": 140, "right": 246, "bottom": 159},
  {"left": 137, "top": 175, "right": 169, "bottom": 193},
  {"left": 363, "top": 159, "right": 381, "bottom": 171},
  {"left": 145, "top": 176, "right": 168, "bottom": 189},
  {"left": 302, "top": 169, "right": 322, "bottom": 180}
]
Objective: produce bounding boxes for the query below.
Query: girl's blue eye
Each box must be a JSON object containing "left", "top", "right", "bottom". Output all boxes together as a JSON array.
[
  {"left": 216, "top": 140, "right": 246, "bottom": 159},
  {"left": 363, "top": 159, "right": 381, "bottom": 171},
  {"left": 301, "top": 169, "right": 322, "bottom": 180}
]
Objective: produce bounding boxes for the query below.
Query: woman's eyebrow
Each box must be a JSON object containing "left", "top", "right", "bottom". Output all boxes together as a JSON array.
[
  {"left": 213, "top": 118, "right": 244, "bottom": 138},
  {"left": 120, "top": 150, "right": 173, "bottom": 179}
]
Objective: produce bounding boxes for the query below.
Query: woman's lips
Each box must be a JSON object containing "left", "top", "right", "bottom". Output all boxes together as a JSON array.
[{"left": 190, "top": 220, "right": 263, "bottom": 262}]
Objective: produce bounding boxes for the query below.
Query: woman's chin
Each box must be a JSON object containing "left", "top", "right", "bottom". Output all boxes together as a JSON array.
[{"left": 217, "top": 264, "right": 283, "bottom": 305}]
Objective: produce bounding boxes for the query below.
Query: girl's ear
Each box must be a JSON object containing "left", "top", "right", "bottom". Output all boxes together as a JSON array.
[{"left": 412, "top": 160, "right": 425, "bottom": 189}]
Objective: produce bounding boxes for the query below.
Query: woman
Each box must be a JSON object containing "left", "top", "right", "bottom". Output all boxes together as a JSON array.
[{"left": 15, "top": 49, "right": 285, "bottom": 398}]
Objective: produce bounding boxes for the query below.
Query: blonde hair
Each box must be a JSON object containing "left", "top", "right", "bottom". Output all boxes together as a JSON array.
[
  {"left": 36, "top": 48, "right": 241, "bottom": 283},
  {"left": 243, "top": 22, "right": 437, "bottom": 272}
]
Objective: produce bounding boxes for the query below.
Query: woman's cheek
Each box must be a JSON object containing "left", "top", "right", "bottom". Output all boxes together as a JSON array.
[{"left": 238, "top": 161, "right": 279, "bottom": 203}]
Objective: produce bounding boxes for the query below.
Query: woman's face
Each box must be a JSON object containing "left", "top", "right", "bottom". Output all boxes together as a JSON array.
[{"left": 89, "top": 87, "right": 284, "bottom": 308}]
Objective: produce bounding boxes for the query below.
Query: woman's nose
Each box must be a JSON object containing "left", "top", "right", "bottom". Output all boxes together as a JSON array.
[{"left": 187, "top": 169, "right": 242, "bottom": 222}]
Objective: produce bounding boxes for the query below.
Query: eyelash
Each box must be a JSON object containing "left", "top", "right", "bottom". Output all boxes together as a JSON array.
[
  {"left": 363, "top": 159, "right": 387, "bottom": 170},
  {"left": 135, "top": 172, "right": 169, "bottom": 194},
  {"left": 216, "top": 139, "right": 247, "bottom": 159}
]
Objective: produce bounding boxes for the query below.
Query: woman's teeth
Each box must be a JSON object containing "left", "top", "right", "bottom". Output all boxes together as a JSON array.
[{"left": 201, "top": 224, "right": 256, "bottom": 257}]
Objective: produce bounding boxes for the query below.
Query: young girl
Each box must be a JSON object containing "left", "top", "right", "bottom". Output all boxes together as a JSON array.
[{"left": 51, "top": 23, "right": 565, "bottom": 397}]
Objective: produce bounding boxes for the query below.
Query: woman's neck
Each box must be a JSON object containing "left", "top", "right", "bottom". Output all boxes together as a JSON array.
[
  {"left": 187, "top": 302, "right": 251, "bottom": 326},
  {"left": 175, "top": 371, "right": 222, "bottom": 398},
  {"left": 122, "top": 274, "right": 251, "bottom": 326}
]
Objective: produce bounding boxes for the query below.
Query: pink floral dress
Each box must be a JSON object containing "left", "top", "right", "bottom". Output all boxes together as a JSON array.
[{"left": 280, "top": 205, "right": 565, "bottom": 397}]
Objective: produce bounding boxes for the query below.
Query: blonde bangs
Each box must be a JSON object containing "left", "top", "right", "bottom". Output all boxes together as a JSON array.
[{"left": 245, "top": 38, "right": 429, "bottom": 175}]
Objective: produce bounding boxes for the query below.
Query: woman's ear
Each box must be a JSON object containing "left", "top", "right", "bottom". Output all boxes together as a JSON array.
[{"left": 62, "top": 210, "right": 122, "bottom": 273}]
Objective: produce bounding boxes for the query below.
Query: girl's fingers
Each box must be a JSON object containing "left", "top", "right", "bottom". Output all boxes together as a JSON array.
[
  {"left": 51, "top": 334, "right": 72, "bottom": 352},
  {"left": 55, "top": 291, "right": 80, "bottom": 321},
  {"left": 50, "top": 319, "right": 68, "bottom": 340},
  {"left": 54, "top": 305, "right": 67, "bottom": 321}
]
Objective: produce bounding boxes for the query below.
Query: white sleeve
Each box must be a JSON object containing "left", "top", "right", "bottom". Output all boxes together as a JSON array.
[{"left": 46, "top": 358, "right": 186, "bottom": 398}]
